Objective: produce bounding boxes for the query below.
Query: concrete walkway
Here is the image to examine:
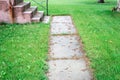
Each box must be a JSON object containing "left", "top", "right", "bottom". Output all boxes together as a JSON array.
[{"left": 47, "top": 16, "right": 92, "bottom": 80}]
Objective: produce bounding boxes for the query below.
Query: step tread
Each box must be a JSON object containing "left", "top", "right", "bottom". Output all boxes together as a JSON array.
[
  {"left": 32, "top": 11, "right": 44, "bottom": 20},
  {"left": 14, "top": 2, "right": 30, "bottom": 7},
  {"left": 23, "top": 6, "right": 37, "bottom": 14},
  {"left": 14, "top": 0, "right": 23, "bottom": 5}
]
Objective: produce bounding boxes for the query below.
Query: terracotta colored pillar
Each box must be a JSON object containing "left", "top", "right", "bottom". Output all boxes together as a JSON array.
[{"left": 0, "top": 0, "right": 14, "bottom": 23}]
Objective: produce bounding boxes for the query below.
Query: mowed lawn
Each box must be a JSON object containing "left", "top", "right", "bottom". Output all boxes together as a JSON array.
[
  {"left": 0, "top": 0, "right": 120, "bottom": 80},
  {"left": 48, "top": 0, "right": 120, "bottom": 80},
  {"left": 0, "top": 23, "right": 49, "bottom": 80}
]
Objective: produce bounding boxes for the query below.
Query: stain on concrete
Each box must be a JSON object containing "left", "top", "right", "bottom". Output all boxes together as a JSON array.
[
  {"left": 51, "top": 23, "right": 77, "bottom": 35},
  {"left": 48, "top": 60, "right": 92, "bottom": 80},
  {"left": 50, "top": 35, "right": 83, "bottom": 59}
]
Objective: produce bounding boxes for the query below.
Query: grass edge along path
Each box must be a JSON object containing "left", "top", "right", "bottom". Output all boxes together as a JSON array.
[{"left": 0, "top": 23, "right": 49, "bottom": 80}]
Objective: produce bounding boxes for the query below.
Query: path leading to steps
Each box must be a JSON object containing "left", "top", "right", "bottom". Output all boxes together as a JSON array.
[{"left": 47, "top": 16, "right": 92, "bottom": 80}]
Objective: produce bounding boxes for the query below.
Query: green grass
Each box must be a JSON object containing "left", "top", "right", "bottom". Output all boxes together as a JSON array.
[
  {"left": 48, "top": 0, "right": 120, "bottom": 80},
  {"left": 0, "top": 23, "right": 49, "bottom": 80},
  {"left": 0, "top": 0, "right": 120, "bottom": 80}
]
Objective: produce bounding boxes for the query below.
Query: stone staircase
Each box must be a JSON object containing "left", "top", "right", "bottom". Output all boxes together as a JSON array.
[{"left": 0, "top": 0, "right": 44, "bottom": 23}]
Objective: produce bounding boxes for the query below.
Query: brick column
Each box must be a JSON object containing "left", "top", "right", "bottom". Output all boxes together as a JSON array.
[{"left": 0, "top": 0, "right": 14, "bottom": 23}]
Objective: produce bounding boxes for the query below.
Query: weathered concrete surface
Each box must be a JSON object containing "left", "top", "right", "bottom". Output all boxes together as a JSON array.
[
  {"left": 42, "top": 16, "right": 50, "bottom": 23},
  {"left": 50, "top": 35, "right": 83, "bottom": 59},
  {"left": 52, "top": 16, "right": 72, "bottom": 23},
  {"left": 48, "top": 60, "right": 92, "bottom": 80},
  {"left": 48, "top": 16, "right": 92, "bottom": 80},
  {"left": 51, "top": 23, "right": 77, "bottom": 34}
]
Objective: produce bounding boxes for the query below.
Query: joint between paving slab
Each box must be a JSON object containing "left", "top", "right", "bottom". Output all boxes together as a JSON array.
[
  {"left": 51, "top": 22, "right": 73, "bottom": 24},
  {"left": 51, "top": 33, "right": 78, "bottom": 36},
  {"left": 48, "top": 56, "right": 87, "bottom": 60}
]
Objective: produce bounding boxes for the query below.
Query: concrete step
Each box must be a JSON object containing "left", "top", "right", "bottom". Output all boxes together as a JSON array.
[
  {"left": 32, "top": 11, "right": 44, "bottom": 22},
  {"left": 23, "top": 6, "right": 38, "bottom": 22},
  {"left": 13, "top": 0, "right": 23, "bottom": 5},
  {"left": 13, "top": 2, "right": 30, "bottom": 16}
]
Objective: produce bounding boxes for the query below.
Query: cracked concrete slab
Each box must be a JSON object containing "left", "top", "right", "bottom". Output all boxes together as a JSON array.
[
  {"left": 49, "top": 35, "right": 83, "bottom": 59},
  {"left": 47, "top": 60, "right": 92, "bottom": 80},
  {"left": 51, "top": 23, "right": 77, "bottom": 35},
  {"left": 52, "top": 16, "right": 72, "bottom": 23}
]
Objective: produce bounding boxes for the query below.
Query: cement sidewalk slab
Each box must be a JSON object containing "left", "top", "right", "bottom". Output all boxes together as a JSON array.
[
  {"left": 52, "top": 16, "right": 72, "bottom": 23},
  {"left": 48, "top": 60, "right": 92, "bottom": 80},
  {"left": 49, "top": 35, "right": 83, "bottom": 59},
  {"left": 51, "top": 22, "right": 77, "bottom": 35}
]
